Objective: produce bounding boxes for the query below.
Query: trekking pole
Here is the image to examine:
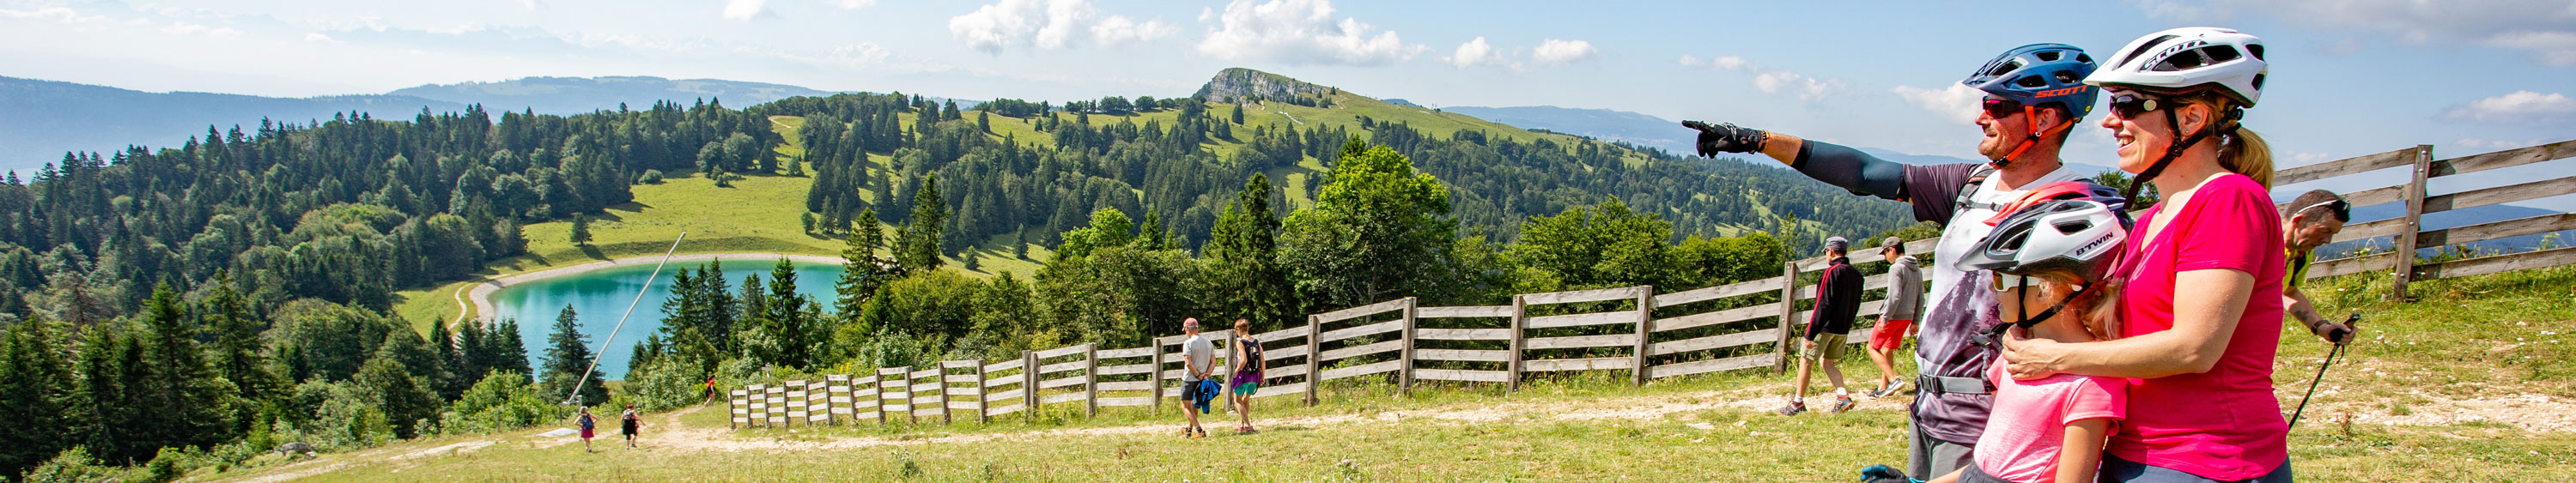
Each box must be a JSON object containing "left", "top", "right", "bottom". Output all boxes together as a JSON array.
[
  {"left": 563, "top": 231, "right": 686, "bottom": 406},
  {"left": 2287, "top": 313, "right": 2359, "bottom": 429}
]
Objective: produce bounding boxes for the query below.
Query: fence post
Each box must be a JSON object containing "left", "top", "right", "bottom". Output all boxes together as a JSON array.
[
  {"left": 1507, "top": 294, "right": 1528, "bottom": 392},
  {"left": 727, "top": 389, "right": 738, "bottom": 430},
  {"left": 1775, "top": 261, "right": 1802, "bottom": 373},
  {"left": 975, "top": 360, "right": 991, "bottom": 425},
  {"left": 1632, "top": 286, "right": 1656, "bottom": 386},
  {"left": 1083, "top": 344, "right": 1099, "bottom": 418},
  {"left": 2391, "top": 143, "right": 2435, "bottom": 301},
  {"left": 1399, "top": 297, "right": 1419, "bottom": 395},
  {"left": 1023, "top": 350, "right": 1039, "bottom": 423},
  {"left": 1154, "top": 338, "right": 1169, "bottom": 415},
  {"left": 1303, "top": 314, "right": 1322, "bottom": 407}
]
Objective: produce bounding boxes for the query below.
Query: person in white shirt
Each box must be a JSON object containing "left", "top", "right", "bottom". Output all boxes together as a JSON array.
[{"left": 1178, "top": 317, "right": 1217, "bottom": 438}]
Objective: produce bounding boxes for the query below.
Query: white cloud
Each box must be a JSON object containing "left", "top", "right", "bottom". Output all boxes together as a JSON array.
[
  {"left": 162, "top": 21, "right": 241, "bottom": 36},
  {"left": 721, "top": 0, "right": 766, "bottom": 21},
  {"left": 1194, "top": 0, "right": 1423, "bottom": 66},
  {"left": 303, "top": 33, "right": 340, "bottom": 43},
  {"left": 1446, "top": 37, "right": 1507, "bottom": 69},
  {"left": 827, "top": 0, "right": 878, "bottom": 9},
  {"left": 2446, "top": 90, "right": 2576, "bottom": 124},
  {"left": 2291, "top": 151, "right": 2334, "bottom": 164},
  {"left": 1090, "top": 15, "right": 1175, "bottom": 46},
  {"left": 1530, "top": 38, "right": 1596, "bottom": 65},
  {"left": 1687, "top": 54, "right": 1843, "bottom": 102},
  {"left": 2134, "top": 0, "right": 2576, "bottom": 65},
  {"left": 1892, "top": 83, "right": 1985, "bottom": 125},
  {"left": 951, "top": 0, "right": 1170, "bottom": 54}
]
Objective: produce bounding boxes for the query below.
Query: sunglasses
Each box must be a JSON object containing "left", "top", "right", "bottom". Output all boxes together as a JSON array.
[
  {"left": 1981, "top": 97, "right": 2024, "bottom": 118},
  {"left": 1989, "top": 272, "right": 2035, "bottom": 293},
  {"left": 2105, "top": 93, "right": 2167, "bottom": 120},
  {"left": 2295, "top": 199, "right": 2352, "bottom": 222}
]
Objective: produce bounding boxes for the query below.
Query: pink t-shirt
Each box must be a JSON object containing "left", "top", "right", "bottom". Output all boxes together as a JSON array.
[
  {"left": 1973, "top": 359, "right": 2126, "bottom": 483},
  {"left": 2107, "top": 173, "right": 2289, "bottom": 480}
]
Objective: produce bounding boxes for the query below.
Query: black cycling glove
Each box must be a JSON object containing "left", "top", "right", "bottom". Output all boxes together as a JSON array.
[{"left": 1682, "top": 120, "right": 1766, "bottom": 157}]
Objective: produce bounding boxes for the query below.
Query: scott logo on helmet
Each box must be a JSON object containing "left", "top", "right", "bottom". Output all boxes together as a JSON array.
[
  {"left": 2144, "top": 39, "right": 2211, "bottom": 69},
  {"left": 2033, "top": 86, "right": 2089, "bottom": 99}
]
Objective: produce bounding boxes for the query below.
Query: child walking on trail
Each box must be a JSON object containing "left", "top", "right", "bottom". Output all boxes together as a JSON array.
[
  {"left": 621, "top": 404, "right": 643, "bottom": 449},
  {"left": 1929, "top": 185, "right": 2133, "bottom": 483},
  {"left": 576, "top": 407, "right": 598, "bottom": 453},
  {"left": 1228, "top": 318, "right": 1264, "bottom": 434}
]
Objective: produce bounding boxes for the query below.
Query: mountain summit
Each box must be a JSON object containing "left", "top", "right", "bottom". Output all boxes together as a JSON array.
[{"left": 1194, "top": 68, "right": 1338, "bottom": 106}]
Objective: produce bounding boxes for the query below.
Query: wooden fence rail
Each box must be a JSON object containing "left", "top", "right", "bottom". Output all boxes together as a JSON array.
[{"left": 725, "top": 139, "right": 2576, "bottom": 429}]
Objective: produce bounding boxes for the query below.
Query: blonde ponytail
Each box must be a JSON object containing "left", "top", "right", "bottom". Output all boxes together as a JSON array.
[{"left": 2222, "top": 126, "right": 2275, "bottom": 188}]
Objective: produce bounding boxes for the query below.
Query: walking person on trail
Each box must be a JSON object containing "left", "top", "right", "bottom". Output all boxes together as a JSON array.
[
  {"left": 2280, "top": 190, "right": 2360, "bottom": 345},
  {"left": 576, "top": 406, "right": 598, "bottom": 453},
  {"left": 1866, "top": 236, "right": 1924, "bottom": 398},
  {"left": 1781, "top": 237, "right": 1863, "bottom": 416},
  {"left": 1179, "top": 318, "right": 1219, "bottom": 439},
  {"left": 1999, "top": 27, "right": 2297, "bottom": 482},
  {"left": 621, "top": 404, "right": 643, "bottom": 449},
  {"left": 1228, "top": 318, "right": 1265, "bottom": 434},
  {"left": 1687, "top": 42, "right": 2104, "bottom": 476}
]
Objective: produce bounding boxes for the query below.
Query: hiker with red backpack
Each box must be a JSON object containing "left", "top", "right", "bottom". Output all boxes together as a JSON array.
[{"left": 1688, "top": 42, "right": 2105, "bottom": 477}]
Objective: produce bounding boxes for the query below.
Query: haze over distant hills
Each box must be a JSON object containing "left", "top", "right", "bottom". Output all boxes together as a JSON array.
[{"left": 0, "top": 75, "right": 857, "bottom": 173}]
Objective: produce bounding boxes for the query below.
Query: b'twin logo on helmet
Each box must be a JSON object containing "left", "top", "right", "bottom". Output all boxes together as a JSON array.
[
  {"left": 2142, "top": 39, "right": 2210, "bottom": 70},
  {"left": 2075, "top": 232, "right": 2118, "bottom": 260}
]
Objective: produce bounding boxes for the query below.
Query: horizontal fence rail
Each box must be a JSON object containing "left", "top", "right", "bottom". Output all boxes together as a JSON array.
[{"left": 724, "top": 138, "right": 2576, "bottom": 429}]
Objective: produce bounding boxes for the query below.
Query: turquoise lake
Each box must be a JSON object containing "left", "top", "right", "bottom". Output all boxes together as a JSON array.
[{"left": 489, "top": 258, "right": 843, "bottom": 379}]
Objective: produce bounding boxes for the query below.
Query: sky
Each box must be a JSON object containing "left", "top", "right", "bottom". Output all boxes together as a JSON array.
[{"left": 4, "top": 0, "right": 2573, "bottom": 193}]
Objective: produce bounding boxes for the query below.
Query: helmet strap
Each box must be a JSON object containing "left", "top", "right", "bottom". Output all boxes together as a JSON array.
[
  {"left": 1996, "top": 106, "right": 2070, "bottom": 168},
  {"left": 2124, "top": 106, "right": 2215, "bottom": 203}
]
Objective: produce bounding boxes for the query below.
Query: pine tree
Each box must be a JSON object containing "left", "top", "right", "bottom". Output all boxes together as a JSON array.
[
  {"left": 764, "top": 259, "right": 811, "bottom": 367},
  {"left": 428, "top": 320, "right": 463, "bottom": 399},
  {"left": 0, "top": 317, "right": 74, "bottom": 476},
  {"left": 135, "top": 283, "right": 234, "bottom": 455},
  {"left": 455, "top": 319, "right": 494, "bottom": 386},
  {"left": 569, "top": 214, "right": 592, "bottom": 247},
  {"left": 836, "top": 209, "right": 897, "bottom": 322},
  {"left": 539, "top": 306, "right": 606, "bottom": 406},
  {"left": 202, "top": 275, "right": 278, "bottom": 432},
  {"left": 897, "top": 175, "right": 948, "bottom": 272},
  {"left": 492, "top": 318, "right": 534, "bottom": 383}
]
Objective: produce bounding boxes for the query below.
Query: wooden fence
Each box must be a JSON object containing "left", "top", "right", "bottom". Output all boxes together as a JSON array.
[
  {"left": 2283, "top": 139, "right": 2576, "bottom": 299},
  {"left": 726, "top": 138, "right": 2576, "bottom": 429}
]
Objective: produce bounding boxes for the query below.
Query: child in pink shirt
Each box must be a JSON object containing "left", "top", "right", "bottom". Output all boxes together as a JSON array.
[{"left": 1929, "top": 269, "right": 2125, "bottom": 483}]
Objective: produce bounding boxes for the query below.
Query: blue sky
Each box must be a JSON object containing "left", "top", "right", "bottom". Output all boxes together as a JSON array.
[{"left": 4, "top": 0, "right": 2573, "bottom": 187}]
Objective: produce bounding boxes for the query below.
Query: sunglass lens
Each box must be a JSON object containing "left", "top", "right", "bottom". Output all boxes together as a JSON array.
[{"left": 1982, "top": 99, "right": 2021, "bottom": 118}]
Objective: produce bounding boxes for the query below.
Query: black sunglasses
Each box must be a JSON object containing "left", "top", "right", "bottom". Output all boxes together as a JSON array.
[
  {"left": 1981, "top": 97, "right": 2024, "bottom": 118},
  {"left": 2296, "top": 199, "right": 2352, "bottom": 222},
  {"left": 2105, "top": 93, "right": 2166, "bottom": 120}
]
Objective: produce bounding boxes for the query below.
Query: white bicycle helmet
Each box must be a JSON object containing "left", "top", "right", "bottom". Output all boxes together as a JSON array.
[
  {"left": 1956, "top": 197, "right": 2129, "bottom": 279},
  {"left": 2085, "top": 27, "right": 2267, "bottom": 106}
]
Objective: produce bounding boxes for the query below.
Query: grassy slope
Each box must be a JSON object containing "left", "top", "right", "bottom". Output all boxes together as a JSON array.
[{"left": 229, "top": 266, "right": 2576, "bottom": 481}]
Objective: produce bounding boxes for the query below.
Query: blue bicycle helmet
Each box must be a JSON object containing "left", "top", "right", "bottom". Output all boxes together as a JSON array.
[{"left": 1964, "top": 43, "right": 2100, "bottom": 118}]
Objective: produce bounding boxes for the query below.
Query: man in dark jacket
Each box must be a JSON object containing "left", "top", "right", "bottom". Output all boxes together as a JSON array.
[{"left": 1781, "top": 237, "right": 1865, "bottom": 416}]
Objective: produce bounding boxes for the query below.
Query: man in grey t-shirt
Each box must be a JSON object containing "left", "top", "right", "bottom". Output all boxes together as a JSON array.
[{"left": 1179, "top": 318, "right": 1216, "bottom": 438}]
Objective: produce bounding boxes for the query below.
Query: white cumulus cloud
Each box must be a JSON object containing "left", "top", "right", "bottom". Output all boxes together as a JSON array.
[
  {"left": 722, "top": 0, "right": 766, "bottom": 21},
  {"left": 1530, "top": 39, "right": 1596, "bottom": 65},
  {"left": 1195, "top": 0, "right": 1423, "bottom": 66},
  {"left": 1446, "top": 37, "right": 1508, "bottom": 69},
  {"left": 1892, "top": 83, "right": 1986, "bottom": 125},
  {"left": 2446, "top": 90, "right": 2576, "bottom": 124},
  {"left": 951, "top": 0, "right": 1170, "bottom": 54}
]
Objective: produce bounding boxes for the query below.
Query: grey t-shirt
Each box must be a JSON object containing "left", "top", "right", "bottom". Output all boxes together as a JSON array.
[{"left": 1182, "top": 335, "right": 1214, "bottom": 382}]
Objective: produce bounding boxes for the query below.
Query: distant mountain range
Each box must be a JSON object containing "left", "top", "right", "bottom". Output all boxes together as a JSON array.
[{"left": 0, "top": 75, "right": 860, "bottom": 173}]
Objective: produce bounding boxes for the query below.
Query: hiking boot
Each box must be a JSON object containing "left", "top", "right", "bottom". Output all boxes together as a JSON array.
[
  {"left": 1776, "top": 400, "right": 1807, "bottom": 416},
  {"left": 1831, "top": 395, "right": 1856, "bottom": 414}
]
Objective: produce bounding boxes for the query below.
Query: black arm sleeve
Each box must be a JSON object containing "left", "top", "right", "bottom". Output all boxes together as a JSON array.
[{"left": 1791, "top": 141, "right": 1911, "bottom": 202}]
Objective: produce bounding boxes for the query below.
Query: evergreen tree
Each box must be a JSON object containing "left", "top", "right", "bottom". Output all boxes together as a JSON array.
[
  {"left": 491, "top": 318, "right": 533, "bottom": 383},
  {"left": 763, "top": 259, "right": 813, "bottom": 368},
  {"left": 569, "top": 214, "right": 592, "bottom": 247},
  {"left": 201, "top": 274, "right": 277, "bottom": 430},
  {"left": 454, "top": 319, "right": 494, "bottom": 387},
  {"left": 897, "top": 174, "right": 948, "bottom": 272},
  {"left": 428, "top": 319, "right": 464, "bottom": 399},
  {"left": 0, "top": 317, "right": 74, "bottom": 476},
  {"left": 538, "top": 305, "right": 606, "bottom": 406},
  {"left": 134, "top": 283, "right": 234, "bottom": 456},
  {"left": 1230, "top": 103, "right": 1245, "bottom": 124},
  {"left": 835, "top": 209, "right": 901, "bottom": 323},
  {"left": 1206, "top": 174, "right": 1294, "bottom": 330},
  {"left": 355, "top": 356, "right": 438, "bottom": 438}
]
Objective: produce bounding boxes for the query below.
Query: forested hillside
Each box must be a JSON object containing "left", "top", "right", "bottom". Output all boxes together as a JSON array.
[{"left": 0, "top": 68, "right": 1915, "bottom": 480}]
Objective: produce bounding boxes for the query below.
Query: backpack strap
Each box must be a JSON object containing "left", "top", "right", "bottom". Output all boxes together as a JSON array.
[{"left": 1952, "top": 165, "right": 2002, "bottom": 214}]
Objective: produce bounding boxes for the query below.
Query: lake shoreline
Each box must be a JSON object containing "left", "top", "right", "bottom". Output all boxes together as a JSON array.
[{"left": 465, "top": 252, "right": 843, "bottom": 326}]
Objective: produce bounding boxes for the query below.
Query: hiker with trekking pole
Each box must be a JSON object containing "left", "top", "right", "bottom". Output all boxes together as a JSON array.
[{"left": 1687, "top": 41, "right": 2105, "bottom": 478}]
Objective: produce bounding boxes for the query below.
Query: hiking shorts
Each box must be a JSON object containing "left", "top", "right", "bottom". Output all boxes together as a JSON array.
[
  {"left": 1230, "top": 380, "right": 1260, "bottom": 395},
  {"left": 1801, "top": 333, "right": 1848, "bottom": 361},
  {"left": 1869, "top": 319, "right": 1913, "bottom": 351}
]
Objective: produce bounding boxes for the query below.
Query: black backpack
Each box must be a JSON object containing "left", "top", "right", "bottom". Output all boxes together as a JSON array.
[{"left": 1236, "top": 337, "right": 1264, "bottom": 379}]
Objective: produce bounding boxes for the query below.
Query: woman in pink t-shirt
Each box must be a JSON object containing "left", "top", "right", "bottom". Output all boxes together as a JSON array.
[{"left": 2001, "top": 27, "right": 2293, "bottom": 483}]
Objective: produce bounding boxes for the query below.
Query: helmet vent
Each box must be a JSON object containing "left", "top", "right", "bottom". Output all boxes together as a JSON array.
[
  {"left": 2246, "top": 44, "right": 2264, "bottom": 60},
  {"left": 2206, "top": 46, "right": 2241, "bottom": 63},
  {"left": 2076, "top": 53, "right": 2093, "bottom": 63},
  {"left": 2251, "top": 73, "right": 2267, "bottom": 90},
  {"left": 2037, "top": 51, "right": 2062, "bottom": 62},
  {"left": 2016, "top": 75, "right": 2048, "bottom": 88},
  {"left": 2051, "top": 219, "right": 2095, "bottom": 234}
]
